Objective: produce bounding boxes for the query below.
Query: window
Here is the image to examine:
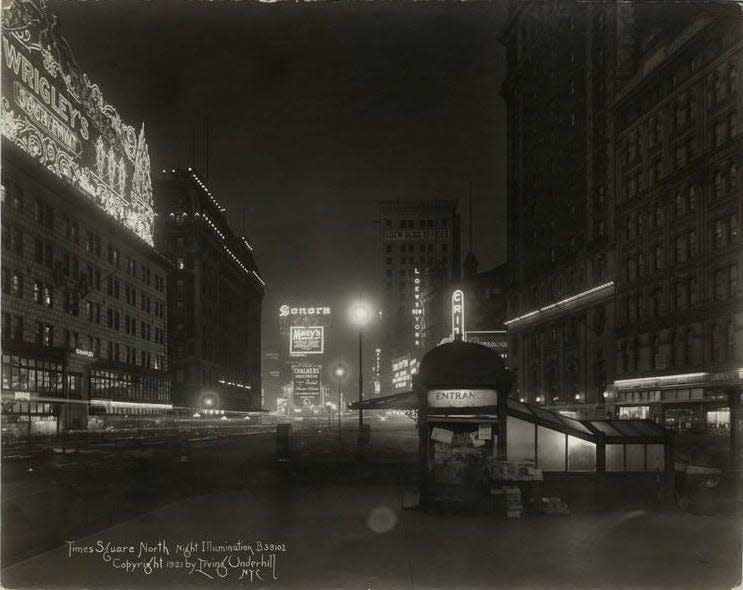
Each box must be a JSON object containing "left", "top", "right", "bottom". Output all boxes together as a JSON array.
[
  {"left": 726, "top": 320, "right": 736, "bottom": 361},
  {"left": 37, "top": 323, "right": 53, "bottom": 347},
  {"left": 5, "top": 271, "right": 24, "bottom": 297},
  {"left": 714, "top": 169, "right": 724, "bottom": 198},
  {"left": 676, "top": 235, "right": 687, "bottom": 264},
  {"left": 675, "top": 191, "right": 685, "bottom": 217},
  {"left": 655, "top": 245, "right": 664, "bottom": 270},
  {"left": 567, "top": 436, "right": 596, "bottom": 472},
  {"left": 712, "top": 324, "right": 723, "bottom": 362},
  {"left": 653, "top": 288, "right": 664, "bottom": 317},
  {"left": 715, "top": 268, "right": 728, "bottom": 301},
  {"left": 675, "top": 281, "right": 686, "bottom": 311},
  {"left": 689, "top": 230, "right": 697, "bottom": 257},
  {"left": 730, "top": 263, "right": 738, "bottom": 295},
  {"left": 674, "top": 143, "right": 687, "bottom": 168},
  {"left": 537, "top": 426, "right": 566, "bottom": 472},
  {"left": 714, "top": 118, "right": 729, "bottom": 147},
  {"left": 627, "top": 216, "right": 636, "bottom": 239}
]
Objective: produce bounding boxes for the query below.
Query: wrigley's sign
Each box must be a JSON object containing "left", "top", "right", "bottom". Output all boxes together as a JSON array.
[
  {"left": 1, "top": 0, "right": 155, "bottom": 245},
  {"left": 427, "top": 388, "right": 498, "bottom": 408}
]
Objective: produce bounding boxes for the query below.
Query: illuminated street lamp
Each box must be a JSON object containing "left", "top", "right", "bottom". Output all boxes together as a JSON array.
[
  {"left": 334, "top": 364, "right": 346, "bottom": 440},
  {"left": 349, "top": 302, "right": 371, "bottom": 445}
]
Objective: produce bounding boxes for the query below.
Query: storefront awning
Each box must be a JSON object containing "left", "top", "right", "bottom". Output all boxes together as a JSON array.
[
  {"left": 349, "top": 390, "right": 417, "bottom": 410},
  {"left": 351, "top": 392, "right": 667, "bottom": 443}
]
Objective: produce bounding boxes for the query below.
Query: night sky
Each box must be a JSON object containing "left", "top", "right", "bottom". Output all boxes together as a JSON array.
[{"left": 50, "top": 0, "right": 508, "bottom": 359}]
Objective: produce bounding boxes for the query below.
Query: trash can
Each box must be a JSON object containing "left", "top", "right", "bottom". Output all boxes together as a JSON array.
[{"left": 276, "top": 423, "right": 291, "bottom": 459}]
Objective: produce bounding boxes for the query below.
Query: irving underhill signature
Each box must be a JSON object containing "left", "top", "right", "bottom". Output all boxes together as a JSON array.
[{"left": 65, "top": 539, "right": 286, "bottom": 582}]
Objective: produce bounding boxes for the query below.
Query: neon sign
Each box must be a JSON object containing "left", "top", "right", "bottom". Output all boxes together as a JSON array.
[
  {"left": 279, "top": 305, "right": 331, "bottom": 317},
  {"left": 412, "top": 267, "right": 424, "bottom": 348},
  {"left": 1, "top": 0, "right": 154, "bottom": 245},
  {"left": 451, "top": 289, "right": 465, "bottom": 338}
]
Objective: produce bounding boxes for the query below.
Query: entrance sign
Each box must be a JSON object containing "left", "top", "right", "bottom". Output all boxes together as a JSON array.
[
  {"left": 451, "top": 290, "right": 465, "bottom": 338},
  {"left": 1, "top": 1, "right": 155, "bottom": 245},
  {"left": 428, "top": 388, "right": 498, "bottom": 408}
]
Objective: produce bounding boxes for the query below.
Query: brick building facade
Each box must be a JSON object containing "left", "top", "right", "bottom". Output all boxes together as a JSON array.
[{"left": 155, "top": 169, "right": 264, "bottom": 413}]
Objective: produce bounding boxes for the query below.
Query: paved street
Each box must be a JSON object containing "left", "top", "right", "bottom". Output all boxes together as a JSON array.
[{"left": 2, "top": 420, "right": 742, "bottom": 590}]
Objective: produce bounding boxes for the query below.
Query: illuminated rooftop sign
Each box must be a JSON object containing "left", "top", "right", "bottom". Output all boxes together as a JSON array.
[
  {"left": 279, "top": 305, "right": 331, "bottom": 317},
  {"left": 289, "top": 326, "right": 324, "bottom": 356},
  {"left": 385, "top": 229, "right": 449, "bottom": 241},
  {"left": 1, "top": 0, "right": 155, "bottom": 245}
]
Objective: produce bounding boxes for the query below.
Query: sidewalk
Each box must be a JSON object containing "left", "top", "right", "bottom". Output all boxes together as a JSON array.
[{"left": 3, "top": 482, "right": 740, "bottom": 590}]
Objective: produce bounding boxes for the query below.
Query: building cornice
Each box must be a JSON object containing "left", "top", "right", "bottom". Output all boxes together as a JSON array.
[{"left": 505, "top": 281, "right": 615, "bottom": 329}]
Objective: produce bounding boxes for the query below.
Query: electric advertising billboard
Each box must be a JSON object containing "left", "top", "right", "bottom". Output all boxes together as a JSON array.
[{"left": 289, "top": 326, "right": 324, "bottom": 356}]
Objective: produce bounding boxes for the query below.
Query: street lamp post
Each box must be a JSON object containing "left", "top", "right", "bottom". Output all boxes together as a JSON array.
[{"left": 350, "top": 302, "right": 371, "bottom": 446}]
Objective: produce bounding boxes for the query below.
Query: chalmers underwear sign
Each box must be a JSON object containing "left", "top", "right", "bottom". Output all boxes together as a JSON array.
[{"left": 427, "top": 389, "right": 498, "bottom": 408}]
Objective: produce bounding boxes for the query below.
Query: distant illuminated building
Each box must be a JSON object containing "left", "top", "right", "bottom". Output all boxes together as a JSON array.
[{"left": 377, "top": 200, "right": 461, "bottom": 392}]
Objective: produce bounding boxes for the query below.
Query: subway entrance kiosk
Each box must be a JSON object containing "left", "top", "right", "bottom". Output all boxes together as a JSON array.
[
  {"left": 416, "top": 337, "right": 511, "bottom": 510},
  {"left": 415, "top": 337, "right": 674, "bottom": 512}
]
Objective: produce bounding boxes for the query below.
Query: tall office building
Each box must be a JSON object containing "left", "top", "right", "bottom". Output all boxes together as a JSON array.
[
  {"left": 155, "top": 168, "right": 264, "bottom": 413},
  {"left": 501, "top": 2, "right": 617, "bottom": 414},
  {"left": 1, "top": 0, "right": 171, "bottom": 435},
  {"left": 611, "top": 3, "right": 743, "bottom": 429},
  {"left": 376, "top": 199, "right": 460, "bottom": 393}
]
